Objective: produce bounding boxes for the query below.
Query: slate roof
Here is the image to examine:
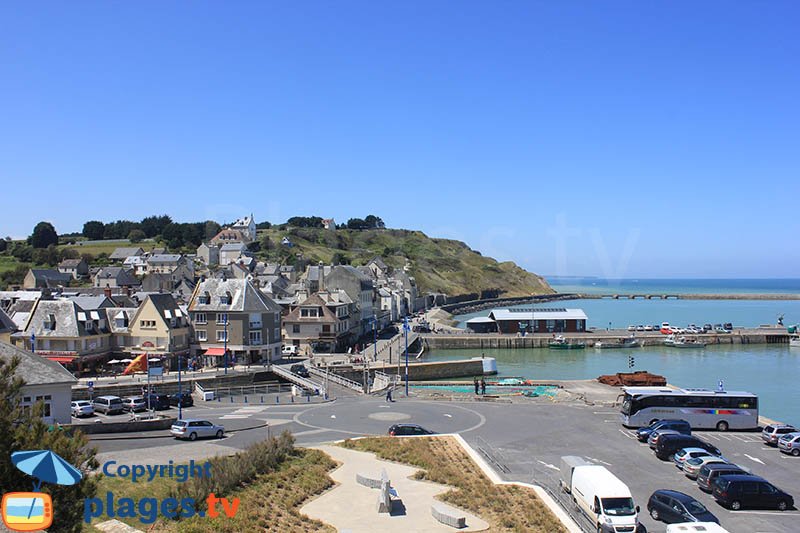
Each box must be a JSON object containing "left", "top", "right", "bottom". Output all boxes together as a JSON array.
[
  {"left": 58, "top": 259, "right": 85, "bottom": 268},
  {"left": 220, "top": 243, "right": 247, "bottom": 252},
  {"left": 67, "top": 295, "right": 114, "bottom": 311},
  {"left": 95, "top": 267, "right": 141, "bottom": 286},
  {"left": 147, "top": 254, "right": 183, "bottom": 264},
  {"left": 189, "top": 278, "right": 282, "bottom": 313},
  {"left": 110, "top": 247, "right": 144, "bottom": 260},
  {"left": 0, "top": 341, "right": 77, "bottom": 386},
  {"left": 367, "top": 256, "right": 389, "bottom": 271},
  {"left": 0, "top": 308, "right": 16, "bottom": 334},
  {"left": 29, "top": 269, "right": 72, "bottom": 285},
  {"left": 488, "top": 308, "right": 588, "bottom": 321},
  {"left": 22, "top": 299, "right": 107, "bottom": 338},
  {"left": 283, "top": 294, "right": 338, "bottom": 324},
  {"left": 105, "top": 307, "right": 137, "bottom": 333}
]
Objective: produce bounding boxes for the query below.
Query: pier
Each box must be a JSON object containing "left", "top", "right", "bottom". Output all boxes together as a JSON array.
[
  {"left": 582, "top": 293, "right": 800, "bottom": 300},
  {"left": 421, "top": 327, "right": 792, "bottom": 350}
]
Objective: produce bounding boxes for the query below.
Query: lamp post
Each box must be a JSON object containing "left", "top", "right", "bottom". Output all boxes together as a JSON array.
[
  {"left": 373, "top": 315, "right": 378, "bottom": 363},
  {"left": 223, "top": 313, "right": 229, "bottom": 375},
  {"left": 403, "top": 316, "right": 410, "bottom": 396},
  {"left": 177, "top": 352, "right": 183, "bottom": 420}
]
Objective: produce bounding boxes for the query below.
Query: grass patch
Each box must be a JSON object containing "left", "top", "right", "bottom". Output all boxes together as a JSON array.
[
  {"left": 341, "top": 436, "right": 567, "bottom": 533},
  {"left": 87, "top": 433, "right": 337, "bottom": 532}
]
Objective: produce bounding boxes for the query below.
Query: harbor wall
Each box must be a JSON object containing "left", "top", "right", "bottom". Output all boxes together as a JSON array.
[
  {"left": 421, "top": 330, "right": 790, "bottom": 350},
  {"left": 325, "top": 358, "right": 493, "bottom": 382}
]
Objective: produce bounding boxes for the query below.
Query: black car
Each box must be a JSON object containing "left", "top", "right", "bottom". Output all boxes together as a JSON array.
[
  {"left": 656, "top": 434, "right": 721, "bottom": 460},
  {"left": 388, "top": 424, "right": 435, "bottom": 436},
  {"left": 290, "top": 364, "right": 310, "bottom": 378},
  {"left": 144, "top": 393, "right": 171, "bottom": 410},
  {"left": 169, "top": 391, "right": 194, "bottom": 407},
  {"left": 712, "top": 474, "right": 793, "bottom": 511},
  {"left": 636, "top": 419, "right": 691, "bottom": 442},
  {"left": 647, "top": 489, "right": 720, "bottom": 524}
]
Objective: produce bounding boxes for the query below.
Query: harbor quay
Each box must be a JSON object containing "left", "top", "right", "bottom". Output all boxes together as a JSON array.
[{"left": 421, "top": 327, "right": 792, "bottom": 349}]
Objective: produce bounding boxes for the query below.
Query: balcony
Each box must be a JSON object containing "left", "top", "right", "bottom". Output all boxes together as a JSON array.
[
  {"left": 319, "top": 331, "right": 338, "bottom": 339},
  {"left": 249, "top": 322, "right": 263, "bottom": 329}
]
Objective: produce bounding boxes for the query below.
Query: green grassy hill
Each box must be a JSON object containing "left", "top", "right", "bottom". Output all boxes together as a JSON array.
[{"left": 259, "top": 227, "right": 553, "bottom": 298}]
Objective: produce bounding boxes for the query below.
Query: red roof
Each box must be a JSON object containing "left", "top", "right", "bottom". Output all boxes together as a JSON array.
[{"left": 204, "top": 348, "right": 226, "bottom": 356}]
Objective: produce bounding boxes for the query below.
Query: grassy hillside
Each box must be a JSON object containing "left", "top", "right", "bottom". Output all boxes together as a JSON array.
[{"left": 259, "top": 227, "right": 553, "bottom": 298}]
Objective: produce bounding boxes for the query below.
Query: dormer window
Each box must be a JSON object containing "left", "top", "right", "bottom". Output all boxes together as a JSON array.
[
  {"left": 43, "top": 314, "right": 56, "bottom": 331},
  {"left": 220, "top": 291, "right": 232, "bottom": 305},
  {"left": 198, "top": 291, "right": 211, "bottom": 305}
]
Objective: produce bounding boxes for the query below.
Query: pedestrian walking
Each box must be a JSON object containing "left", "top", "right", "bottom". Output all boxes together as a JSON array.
[
  {"left": 480, "top": 378, "right": 486, "bottom": 395},
  {"left": 474, "top": 377, "right": 480, "bottom": 395},
  {"left": 386, "top": 388, "right": 394, "bottom": 402}
]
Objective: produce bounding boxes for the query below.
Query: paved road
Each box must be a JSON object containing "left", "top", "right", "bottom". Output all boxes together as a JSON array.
[{"left": 91, "top": 396, "right": 799, "bottom": 533}]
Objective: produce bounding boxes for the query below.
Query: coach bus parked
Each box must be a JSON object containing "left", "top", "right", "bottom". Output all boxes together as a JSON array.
[{"left": 620, "top": 387, "right": 758, "bottom": 431}]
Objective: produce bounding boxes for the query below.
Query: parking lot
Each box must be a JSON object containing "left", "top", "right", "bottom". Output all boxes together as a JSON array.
[{"left": 463, "top": 401, "right": 800, "bottom": 533}]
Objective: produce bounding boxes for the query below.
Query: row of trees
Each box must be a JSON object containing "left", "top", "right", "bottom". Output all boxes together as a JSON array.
[
  {"left": 283, "top": 215, "right": 385, "bottom": 230},
  {"left": 82, "top": 216, "right": 221, "bottom": 249}
]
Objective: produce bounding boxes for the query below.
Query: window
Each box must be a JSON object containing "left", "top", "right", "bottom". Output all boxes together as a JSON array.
[
  {"left": 198, "top": 292, "right": 210, "bottom": 305},
  {"left": 274, "top": 328, "right": 280, "bottom": 340},
  {"left": 322, "top": 325, "right": 331, "bottom": 333},
  {"left": 194, "top": 313, "right": 207, "bottom": 324},
  {"left": 216, "top": 330, "right": 228, "bottom": 342},
  {"left": 292, "top": 325, "right": 300, "bottom": 333},
  {"left": 216, "top": 313, "right": 228, "bottom": 325},
  {"left": 44, "top": 314, "right": 56, "bottom": 331},
  {"left": 249, "top": 331, "right": 262, "bottom": 345},
  {"left": 220, "top": 291, "right": 232, "bottom": 305},
  {"left": 140, "top": 320, "right": 156, "bottom": 329},
  {"left": 249, "top": 313, "right": 262, "bottom": 329},
  {"left": 196, "top": 330, "right": 207, "bottom": 342}
]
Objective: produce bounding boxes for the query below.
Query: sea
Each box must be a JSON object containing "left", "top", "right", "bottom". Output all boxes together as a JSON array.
[{"left": 426, "top": 278, "right": 800, "bottom": 425}]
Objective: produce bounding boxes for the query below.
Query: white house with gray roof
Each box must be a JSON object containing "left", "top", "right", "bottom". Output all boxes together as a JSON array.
[{"left": 0, "top": 341, "right": 77, "bottom": 424}]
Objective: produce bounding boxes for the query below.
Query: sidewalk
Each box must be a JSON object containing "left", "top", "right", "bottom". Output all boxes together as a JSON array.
[{"left": 301, "top": 445, "right": 489, "bottom": 533}]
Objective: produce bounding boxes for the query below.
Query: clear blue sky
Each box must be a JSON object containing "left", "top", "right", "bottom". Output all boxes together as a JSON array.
[{"left": 2, "top": 2, "right": 798, "bottom": 278}]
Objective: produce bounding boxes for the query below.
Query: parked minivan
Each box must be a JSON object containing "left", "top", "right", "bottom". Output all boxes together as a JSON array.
[
  {"left": 697, "top": 462, "right": 747, "bottom": 492},
  {"left": 636, "top": 419, "right": 691, "bottom": 442},
  {"left": 568, "top": 465, "right": 639, "bottom": 532},
  {"left": 761, "top": 424, "right": 797, "bottom": 446},
  {"left": 656, "top": 434, "right": 721, "bottom": 461},
  {"left": 93, "top": 395, "right": 124, "bottom": 415},
  {"left": 712, "top": 474, "right": 793, "bottom": 511}
]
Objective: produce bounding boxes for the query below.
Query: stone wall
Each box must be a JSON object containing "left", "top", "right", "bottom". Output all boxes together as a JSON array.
[{"left": 326, "top": 358, "right": 493, "bottom": 382}]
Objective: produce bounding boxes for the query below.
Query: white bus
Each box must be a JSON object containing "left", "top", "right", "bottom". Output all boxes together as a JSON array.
[{"left": 619, "top": 387, "right": 759, "bottom": 431}]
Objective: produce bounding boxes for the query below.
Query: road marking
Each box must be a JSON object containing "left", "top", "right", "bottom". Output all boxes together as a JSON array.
[
  {"left": 617, "top": 429, "right": 636, "bottom": 440},
  {"left": 744, "top": 453, "right": 765, "bottom": 464},
  {"left": 537, "top": 460, "right": 560, "bottom": 471},
  {"left": 220, "top": 415, "right": 250, "bottom": 419},
  {"left": 330, "top": 415, "right": 336, "bottom": 419},
  {"left": 586, "top": 457, "right": 612, "bottom": 466},
  {"left": 444, "top": 414, "right": 452, "bottom": 418},
  {"left": 293, "top": 428, "right": 334, "bottom": 437}
]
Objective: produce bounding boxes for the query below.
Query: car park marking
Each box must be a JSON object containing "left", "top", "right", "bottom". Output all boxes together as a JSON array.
[
  {"left": 618, "top": 429, "right": 637, "bottom": 440},
  {"left": 744, "top": 453, "right": 765, "bottom": 464},
  {"left": 444, "top": 414, "right": 452, "bottom": 418},
  {"left": 537, "top": 460, "right": 560, "bottom": 471},
  {"left": 586, "top": 457, "right": 612, "bottom": 466}
]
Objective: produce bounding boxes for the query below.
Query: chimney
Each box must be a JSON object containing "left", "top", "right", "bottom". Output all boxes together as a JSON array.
[
  {"left": 318, "top": 261, "right": 325, "bottom": 292},
  {"left": 103, "top": 286, "right": 112, "bottom": 298},
  {"left": 124, "top": 286, "right": 131, "bottom": 297}
]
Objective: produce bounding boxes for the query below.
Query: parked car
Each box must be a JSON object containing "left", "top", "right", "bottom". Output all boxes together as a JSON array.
[
  {"left": 644, "top": 325, "right": 653, "bottom": 331},
  {"left": 627, "top": 325, "right": 636, "bottom": 331},
  {"left": 121, "top": 396, "right": 146, "bottom": 412},
  {"left": 388, "top": 424, "right": 435, "bottom": 436},
  {"left": 703, "top": 324, "right": 713, "bottom": 332},
  {"left": 636, "top": 325, "right": 645, "bottom": 331},
  {"left": 697, "top": 463, "right": 748, "bottom": 492},
  {"left": 170, "top": 419, "right": 225, "bottom": 441},
  {"left": 649, "top": 429, "right": 682, "bottom": 449},
  {"left": 281, "top": 344, "right": 299, "bottom": 356},
  {"left": 674, "top": 447, "right": 716, "bottom": 469},
  {"left": 169, "top": 391, "right": 194, "bottom": 407},
  {"left": 656, "top": 434, "right": 721, "bottom": 461},
  {"left": 382, "top": 325, "right": 399, "bottom": 336},
  {"left": 412, "top": 325, "right": 431, "bottom": 333},
  {"left": 683, "top": 456, "right": 729, "bottom": 479},
  {"left": 637, "top": 419, "right": 691, "bottom": 442},
  {"left": 71, "top": 400, "right": 94, "bottom": 418},
  {"left": 761, "top": 424, "right": 797, "bottom": 446},
  {"left": 144, "top": 393, "right": 171, "bottom": 410},
  {"left": 93, "top": 395, "right": 124, "bottom": 415},
  {"left": 290, "top": 364, "right": 310, "bottom": 378},
  {"left": 647, "top": 489, "right": 719, "bottom": 524},
  {"left": 777, "top": 433, "right": 800, "bottom": 456},
  {"left": 712, "top": 474, "right": 793, "bottom": 511},
  {"left": 723, "top": 323, "right": 733, "bottom": 331}
]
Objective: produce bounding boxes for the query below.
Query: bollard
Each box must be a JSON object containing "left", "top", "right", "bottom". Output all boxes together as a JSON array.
[
  {"left": 276, "top": 395, "right": 279, "bottom": 404},
  {"left": 260, "top": 395, "right": 264, "bottom": 404},
  {"left": 307, "top": 395, "right": 310, "bottom": 403}
]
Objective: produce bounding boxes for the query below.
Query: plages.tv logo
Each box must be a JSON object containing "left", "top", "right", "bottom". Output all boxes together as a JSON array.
[{"left": 1, "top": 449, "right": 82, "bottom": 532}]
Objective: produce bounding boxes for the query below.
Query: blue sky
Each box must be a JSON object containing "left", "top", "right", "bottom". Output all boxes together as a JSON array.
[{"left": 2, "top": 2, "right": 798, "bottom": 277}]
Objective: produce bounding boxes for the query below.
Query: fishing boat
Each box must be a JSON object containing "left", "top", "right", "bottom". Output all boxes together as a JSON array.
[
  {"left": 663, "top": 334, "right": 676, "bottom": 347},
  {"left": 548, "top": 335, "right": 586, "bottom": 350},
  {"left": 673, "top": 336, "right": 706, "bottom": 349},
  {"left": 790, "top": 335, "right": 800, "bottom": 348},
  {"left": 595, "top": 337, "right": 640, "bottom": 349}
]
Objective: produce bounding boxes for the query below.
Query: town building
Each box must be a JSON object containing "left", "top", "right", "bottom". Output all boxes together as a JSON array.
[
  {"left": 94, "top": 267, "right": 141, "bottom": 289},
  {"left": 196, "top": 243, "right": 220, "bottom": 266},
  {"left": 123, "top": 255, "right": 149, "bottom": 276},
  {"left": 146, "top": 254, "right": 192, "bottom": 275},
  {"left": 485, "top": 308, "right": 588, "bottom": 334},
  {"left": 0, "top": 308, "right": 16, "bottom": 343},
  {"left": 109, "top": 247, "right": 144, "bottom": 262},
  {"left": 0, "top": 341, "right": 77, "bottom": 425},
  {"left": 57, "top": 258, "right": 89, "bottom": 280},
  {"left": 281, "top": 293, "right": 351, "bottom": 354},
  {"left": 123, "top": 294, "right": 191, "bottom": 367},
  {"left": 231, "top": 214, "right": 257, "bottom": 241},
  {"left": 23, "top": 269, "right": 72, "bottom": 289},
  {"left": 323, "top": 266, "right": 374, "bottom": 337},
  {"left": 210, "top": 229, "right": 248, "bottom": 245},
  {"left": 219, "top": 242, "right": 248, "bottom": 265},
  {"left": 188, "top": 278, "right": 283, "bottom": 366}
]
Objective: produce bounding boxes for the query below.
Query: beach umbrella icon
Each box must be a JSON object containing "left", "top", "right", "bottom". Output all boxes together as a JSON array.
[{"left": 11, "top": 450, "right": 82, "bottom": 491}]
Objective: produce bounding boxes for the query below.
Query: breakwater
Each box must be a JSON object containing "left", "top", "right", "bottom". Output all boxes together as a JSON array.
[
  {"left": 421, "top": 329, "right": 791, "bottom": 350},
  {"left": 580, "top": 293, "right": 800, "bottom": 300},
  {"left": 440, "top": 293, "right": 577, "bottom": 315}
]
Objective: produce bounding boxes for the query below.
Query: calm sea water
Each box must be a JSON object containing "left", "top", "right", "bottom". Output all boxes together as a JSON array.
[
  {"left": 425, "top": 344, "right": 800, "bottom": 425},
  {"left": 548, "top": 277, "right": 800, "bottom": 295}
]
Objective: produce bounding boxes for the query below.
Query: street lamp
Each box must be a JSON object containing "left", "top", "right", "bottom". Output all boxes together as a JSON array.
[
  {"left": 223, "top": 313, "right": 229, "bottom": 375},
  {"left": 177, "top": 353, "right": 183, "bottom": 420},
  {"left": 403, "top": 316, "right": 410, "bottom": 396}
]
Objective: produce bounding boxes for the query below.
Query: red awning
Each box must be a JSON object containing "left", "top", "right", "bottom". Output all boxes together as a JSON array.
[
  {"left": 204, "top": 348, "right": 226, "bottom": 356},
  {"left": 45, "top": 356, "right": 76, "bottom": 363}
]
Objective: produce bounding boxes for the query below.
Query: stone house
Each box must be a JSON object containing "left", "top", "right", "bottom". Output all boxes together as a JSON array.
[
  {"left": 23, "top": 269, "right": 72, "bottom": 289},
  {"left": 196, "top": 243, "right": 220, "bottom": 266},
  {"left": 58, "top": 258, "right": 89, "bottom": 280},
  {"left": 94, "top": 267, "right": 141, "bottom": 289}
]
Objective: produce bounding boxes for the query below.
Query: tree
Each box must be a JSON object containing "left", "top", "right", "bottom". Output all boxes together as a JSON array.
[
  {"left": 161, "top": 223, "right": 184, "bottom": 250},
  {"left": 0, "top": 265, "right": 28, "bottom": 288},
  {"left": 127, "top": 229, "right": 146, "bottom": 243},
  {"left": 260, "top": 234, "right": 272, "bottom": 251},
  {"left": 256, "top": 221, "right": 272, "bottom": 230},
  {"left": 81, "top": 221, "right": 105, "bottom": 240},
  {"left": 364, "top": 214, "right": 385, "bottom": 229},
  {"left": 32, "top": 245, "right": 60, "bottom": 267},
  {"left": 331, "top": 252, "right": 349, "bottom": 265},
  {"left": 140, "top": 215, "right": 172, "bottom": 238},
  {"left": 0, "top": 239, "right": 6, "bottom": 253},
  {"left": 204, "top": 220, "right": 221, "bottom": 240},
  {"left": 346, "top": 218, "right": 367, "bottom": 230},
  {"left": 29, "top": 222, "right": 58, "bottom": 248},
  {"left": 0, "top": 355, "right": 99, "bottom": 533}
]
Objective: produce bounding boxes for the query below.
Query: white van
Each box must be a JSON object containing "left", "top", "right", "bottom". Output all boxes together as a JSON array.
[
  {"left": 666, "top": 523, "right": 730, "bottom": 533},
  {"left": 281, "top": 345, "right": 298, "bottom": 356},
  {"left": 570, "top": 465, "right": 639, "bottom": 533}
]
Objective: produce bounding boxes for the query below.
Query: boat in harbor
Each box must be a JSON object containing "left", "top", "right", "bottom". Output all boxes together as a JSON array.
[
  {"left": 595, "top": 336, "right": 640, "bottom": 349},
  {"left": 790, "top": 335, "right": 800, "bottom": 348},
  {"left": 548, "top": 335, "right": 586, "bottom": 350},
  {"left": 663, "top": 334, "right": 676, "bottom": 347},
  {"left": 673, "top": 336, "right": 706, "bottom": 349}
]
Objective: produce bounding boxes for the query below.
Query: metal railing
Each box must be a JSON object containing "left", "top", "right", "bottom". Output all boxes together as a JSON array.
[
  {"left": 372, "top": 370, "right": 397, "bottom": 392},
  {"left": 305, "top": 365, "right": 364, "bottom": 393},
  {"left": 271, "top": 365, "right": 327, "bottom": 395}
]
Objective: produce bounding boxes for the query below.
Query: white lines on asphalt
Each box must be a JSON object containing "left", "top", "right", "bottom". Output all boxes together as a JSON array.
[
  {"left": 592, "top": 411, "right": 617, "bottom": 415},
  {"left": 444, "top": 414, "right": 452, "bottom": 418},
  {"left": 537, "top": 460, "right": 560, "bottom": 471},
  {"left": 586, "top": 457, "right": 612, "bottom": 466},
  {"left": 744, "top": 453, "right": 765, "bottom": 464},
  {"left": 293, "top": 428, "right": 334, "bottom": 437},
  {"left": 330, "top": 415, "right": 336, "bottom": 419},
  {"left": 220, "top": 415, "right": 250, "bottom": 419},
  {"left": 618, "top": 429, "right": 637, "bottom": 440}
]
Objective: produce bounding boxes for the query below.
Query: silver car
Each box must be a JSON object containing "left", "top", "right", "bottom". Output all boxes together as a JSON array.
[
  {"left": 777, "top": 433, "right": 800, "bottom": 456},
  {"left": 71, "top": 400, "right": 94, "bottom": 417},
  {"left": 762, "top": 424, "right": 797, "bottom": 446},
  {"left": 170, "top": 419, "right": 225, "bottom": 441}
]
